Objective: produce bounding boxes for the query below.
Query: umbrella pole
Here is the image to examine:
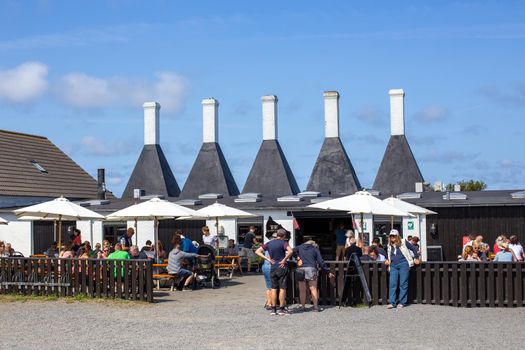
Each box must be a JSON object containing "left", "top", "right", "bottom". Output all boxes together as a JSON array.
[
  {"left": 134, "top": 218, "right": 138, "bottom": 246},
  {"left": 216, "top": 216, "right": 219, "bottom": 236},
  {"left": 53, "top": 220, "right": 57, "bottom": 242},
  {"left": 390, "top": 216, "right": 394, "bottom": 231},
  {"left": 154, "top": 217, "right": 159, "bottom": 263},
  {"left": 58, "top": 215, "right": 62, "bottom": 250}
]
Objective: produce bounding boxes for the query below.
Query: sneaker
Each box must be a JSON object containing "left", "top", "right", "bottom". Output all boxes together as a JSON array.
[
  {"left": 270, "top": 308, "right": 277, "bottom": 316},
  {"left": 387, "top": 304, "right": 395, "bottom": 309},
  {"left": 278, "top": 308, "right": 290, "bottom": 316},
  {"left": 312, "top": 307, "right": 324, "bottom": 312},
  {"left": 396, "top": 304, "right": 404, "bottom": 309}
]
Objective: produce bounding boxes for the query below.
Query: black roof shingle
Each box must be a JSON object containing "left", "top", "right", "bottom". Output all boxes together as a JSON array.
[
  {"left": 122, "top": 144, "right": 180, "bottom": 198},
  {"left": 307, "top": 137, "right": 361, "bottom": 195},
  {"left": 180, "top": 142, "right": 239, "bottom": 199},
  {"left": 242, "top": 140, "right": 300, "bottom": 196},
  {"left": 373, "top": 135, "right": 424, "bottom": 195}
]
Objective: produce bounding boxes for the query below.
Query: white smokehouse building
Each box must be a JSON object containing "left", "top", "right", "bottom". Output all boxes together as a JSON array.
[{"left": 3, "top": 88, "right": 518, "bottom": 260}]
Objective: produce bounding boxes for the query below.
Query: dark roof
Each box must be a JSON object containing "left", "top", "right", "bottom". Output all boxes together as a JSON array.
[
  {"left": 306, "top": 137, "right": 361, "bottom": 195},
  {"left": 0, "top": 130, "right": 112, "bottom": 199},
  {"left": 405, "top": 190, "right": 525, "bottom": 208},
  {"left": 242, "top": 140, "right": 300, "bottom": 196},
  {"left": 373, "top": 135, "right": 424, "bottom": 195},
  {"left": 180, "top": 142, "right": 239, "bottom": 199},
  {"left": 122, "top": 144, "right": 180, "bottom": 198},
  {"left": 80, "top": 190, "right": 525, "bottom": 217}
]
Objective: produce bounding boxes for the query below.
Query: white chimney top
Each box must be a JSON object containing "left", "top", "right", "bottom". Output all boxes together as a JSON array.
[
  {"left": 262, "top": 95, "right": 278, "bottom": 140},
  {"left": 202, "top": 98, "right": 219, "bottom": 143},
  {"left": 143, "top": 102, "right": 160, "bottom": 145},
  {"left": 389, "top": 89, "right": 405, "bottom": 136},
  {"left": 324, "top": 91, "right": 339, "bottom": 138}
]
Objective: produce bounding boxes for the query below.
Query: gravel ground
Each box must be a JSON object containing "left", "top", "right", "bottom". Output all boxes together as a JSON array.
[{"left": 1, "top": 275, "right": 524, "bottom": 350}]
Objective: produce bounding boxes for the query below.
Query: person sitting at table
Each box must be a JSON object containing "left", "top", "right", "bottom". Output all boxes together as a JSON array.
[
  {"left": 140, "top": 240, "right": 152, "bottom": 253},
  {"left": 92, "top": 242, "right": 102, "bottom": 257},
  {"left": 154, "top": 240, "right": 166, "bottom": 261},
  {"left": 226, "top": 239, "right": 238, "bottom": 256},
  {"left": 45, "top": 242, "right": 59, "bottom": 258},
  {"left": 59, "top": 244, "right": 75, "bottom": 258},
  {"left": 168, "top": 235, "right": 208, "bottom": 291},
  {"left": 130, "top": 245, "right": 149, "bottom": 260}
]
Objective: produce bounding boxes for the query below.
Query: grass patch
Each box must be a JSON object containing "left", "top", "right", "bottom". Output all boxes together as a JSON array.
[{"left": 0, "top": 293, "right": 149, "bottom": 306}]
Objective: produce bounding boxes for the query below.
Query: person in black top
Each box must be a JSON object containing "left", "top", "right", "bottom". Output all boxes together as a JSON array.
[
  {"left": 119, "top": 228, "right": 134, "bottom": 252},
  {"left": 255, "top": 229, "right": 293, "bottom": 316},
  {"left": 240, "top": 226, "right": 258, "bottom": 273},
  {"left": 344, "top": 237, "right": 362, "bottom": 260}
]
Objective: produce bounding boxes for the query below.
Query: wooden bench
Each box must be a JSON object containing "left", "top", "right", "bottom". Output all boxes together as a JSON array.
[
  {"left": 215, "top": 256, "right": 242, "bottom": 278},
  {"left": 152, "top": 273, "right": 181, "bottom": 291}
]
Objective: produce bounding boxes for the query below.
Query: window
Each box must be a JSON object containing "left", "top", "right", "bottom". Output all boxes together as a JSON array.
[{"left": 30, "top": 160, "right": 47, "bottom": 173}]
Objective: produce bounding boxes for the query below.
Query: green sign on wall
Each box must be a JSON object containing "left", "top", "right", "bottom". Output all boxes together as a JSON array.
[{"left": 407, "top": 221, "right": 414, "bottom": 230}]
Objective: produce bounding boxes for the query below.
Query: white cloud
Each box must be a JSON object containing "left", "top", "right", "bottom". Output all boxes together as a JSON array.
[
  {"left": 0, "top": 61, "right": 49, "bottom": 103},
  {"left": 56, "top": 71, "right": 188, "bottom": 112},
  {"left": 58, "top": 73, "right": 112, "bottom": 108},
  {"left": 414, "top": 106, "right": 449, "bottom": 123}
]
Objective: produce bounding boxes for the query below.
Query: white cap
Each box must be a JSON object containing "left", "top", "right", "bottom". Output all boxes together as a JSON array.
[{"left": 389, "top": 229, "right": 399, "bottom": 236}]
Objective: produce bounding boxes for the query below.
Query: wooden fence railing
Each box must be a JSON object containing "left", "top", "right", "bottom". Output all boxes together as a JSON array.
[
  {"left": 0, "top": 257, "right": 154, "bottom": 302},
  {"left": 287, "top": 261, "right": 525, "bottom": 307}
]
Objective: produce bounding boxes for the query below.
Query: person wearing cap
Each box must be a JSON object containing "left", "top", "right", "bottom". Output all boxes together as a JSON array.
[{"left": 384, "top": 229, "right": 420, "bottom": 309}]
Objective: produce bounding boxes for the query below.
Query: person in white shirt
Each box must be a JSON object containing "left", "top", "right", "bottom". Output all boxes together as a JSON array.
[
  {"left": 509, "top": 235, "right": 525, "bottom": 261},
  {"left": 202, "top": 226, "right": 218, "bottom": 247}
]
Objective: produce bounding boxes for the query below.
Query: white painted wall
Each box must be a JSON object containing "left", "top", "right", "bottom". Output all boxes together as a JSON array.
[
  {"left": 127, "top": 220, "right": 155, "bottom": 247},
  {"left": 76, "top": 220, "right": 104, "bottom": 246},
  {"left": 402, "top": 214, "right": 428, "bottom": 261},
  {"left": 0, "top": 213, "right": 32, "bottom": 256}
]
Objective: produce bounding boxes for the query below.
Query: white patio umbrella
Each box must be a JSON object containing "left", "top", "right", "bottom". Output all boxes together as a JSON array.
[
  {"left": 193, "top": 202, "right": 255, "bottom": 236},
  {"left": 383, "top": 197, "right": 437, "bottom": 216},
  {"left": 14, "top": 196, "right": 105, "bottom": 248},
  {"left": 308, "top": 191, "right": 411, "bottom": 243},
  {"left": 0, "top": 217, "right": 8, "bottom": 224},
  {"left": 106, "top": 198, "right": 201, "bottom": 261},
  {"left": 383, "top": 196, "right": 437, "bottom": 236}
]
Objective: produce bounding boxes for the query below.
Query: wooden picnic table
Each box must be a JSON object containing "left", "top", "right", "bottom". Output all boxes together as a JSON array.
[{"left": 215, "top": 255, "right": 242, "bottom": 278}]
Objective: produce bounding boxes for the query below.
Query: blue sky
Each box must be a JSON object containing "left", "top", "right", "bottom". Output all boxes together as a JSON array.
[{"left": 0, "top": 1, "right": 524, "bottom": 196}]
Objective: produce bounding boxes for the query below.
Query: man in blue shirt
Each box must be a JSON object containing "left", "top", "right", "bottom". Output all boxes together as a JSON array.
[
  {"left": 256, "top": 229, "right": 293, "bottom": 316},
  {"left": 335, "top": 223, "right": 347, "bottom": 261}
]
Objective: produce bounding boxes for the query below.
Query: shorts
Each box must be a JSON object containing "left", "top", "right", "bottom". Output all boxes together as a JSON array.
[
  {"left": 239, "top": 247, "right": 255, "bottom": 259},
  {"left": 299, "top": 266, "right": 318, "bottom": 281},
  {"left": 336, "top": 245, "right": 345, "bottom": 258},
  {"left": 262, "top": 264, "right": 272, "bottom": 289},
  {"left": 175, "top": 268, "right": 192, "bottom": 279},
  {"left": 270, "top": 267, "right": 288, "bottom": 289}
]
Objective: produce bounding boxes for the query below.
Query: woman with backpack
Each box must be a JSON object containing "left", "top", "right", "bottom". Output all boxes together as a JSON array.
[{"left": 293, "top": 240, "right": 334, "bottom": 312}]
